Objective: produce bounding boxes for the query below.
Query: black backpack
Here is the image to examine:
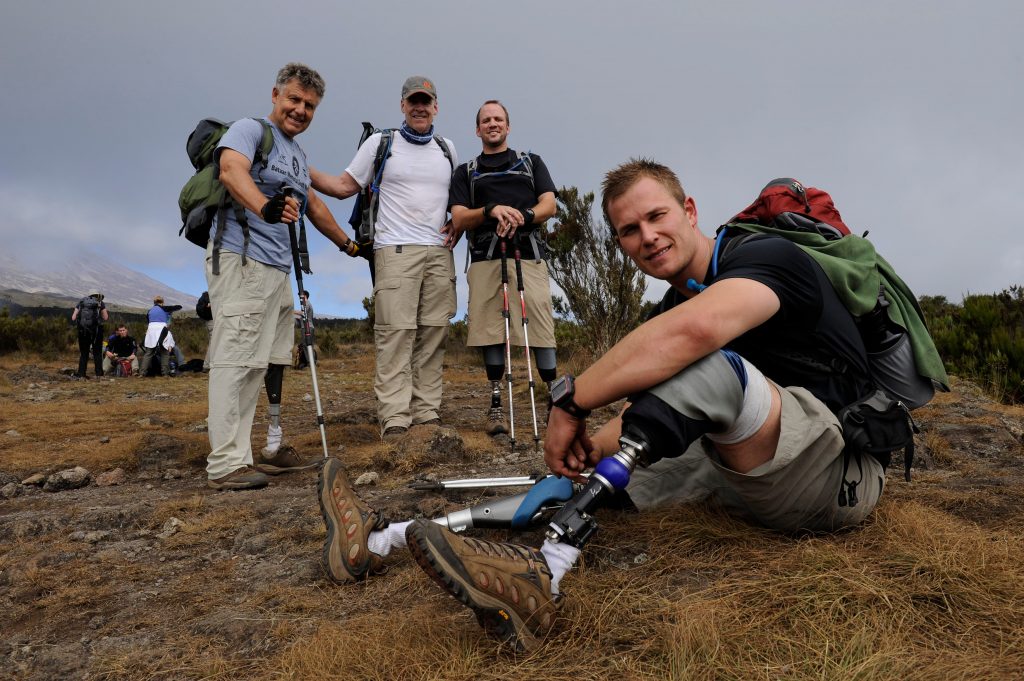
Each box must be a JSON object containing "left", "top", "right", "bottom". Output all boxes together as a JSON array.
[
  {"left": 196, "top": 291, "right": 213, "bottom": 321},
  {"left": 347, "top": 122, "right": 455, "bottom": 247},
  {"left": 178, "top": 118, "right": 274, "bottom": 274},
  {"left": 77, "top": 297, "right": 102, "bottom": 333}
]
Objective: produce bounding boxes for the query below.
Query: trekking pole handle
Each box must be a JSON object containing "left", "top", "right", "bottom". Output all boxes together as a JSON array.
[{"left": 499, "top": 239, "right": 509, "bottom": 283}]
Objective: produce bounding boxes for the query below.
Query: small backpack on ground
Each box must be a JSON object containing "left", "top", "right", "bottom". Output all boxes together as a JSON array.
[
  {"left": 347, "top": 122, "right": 455, "bottom": 247},
  {"left": 719, "top": 178, "right": 950, "bottom": 485},
  {"left": 178, "top": 118, "right": 274, "bottom": 274},
  {"left": 76, "top": 297, "right": 102, "bottom": 334},
  {"left": 196, "top": 291, "right": 213, "bottom": 321}
]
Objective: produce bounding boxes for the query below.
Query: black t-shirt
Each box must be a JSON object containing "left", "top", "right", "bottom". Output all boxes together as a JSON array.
[
  {"left": 650, "top": 233, "right": 872, "bottom": 412},
  {"left": 107, "top": 334, "right": 137, "bottom": 357},
  {"left": 449, "top": 149, "right": 556, "bottom": 262}
]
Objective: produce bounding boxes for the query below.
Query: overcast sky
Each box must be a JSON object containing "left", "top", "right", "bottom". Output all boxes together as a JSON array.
[{"left": 2, "top": 1, "right": 1021, "bottom": 318}]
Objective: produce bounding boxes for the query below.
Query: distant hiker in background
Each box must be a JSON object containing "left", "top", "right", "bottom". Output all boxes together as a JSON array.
[
  {"left": 196, "top": 291, "right": 213, "bottom": 371},
  {"left": 311, "top": 75, "right": 458, "bottom": 441},
  {"left": 294, "top": 289, "right": 314, "bottom": 369},
  {"left": 71, "top": 290, "right": 109, "bottom": 378},
  {"left": 446, "top": 100, "right": 559, "bottom": 438},
  {"left": 204, "top": 62, "right": 353, "bottom": 491},
  {"left": 103, "top": 324, "right": 139, "bottom": 376},
  {"left": 140, "top": 295, "right": 173, "bottom": 377}
]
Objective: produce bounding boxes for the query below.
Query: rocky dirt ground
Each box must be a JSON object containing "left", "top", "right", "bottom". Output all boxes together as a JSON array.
[{"left": 1, "top": 348, "right": 1023, "bottom": 679}]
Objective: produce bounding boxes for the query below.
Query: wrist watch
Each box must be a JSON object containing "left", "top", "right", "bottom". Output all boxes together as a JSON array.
[
  {"left": 523, "top": 208, "right": 536, "bottom": 224},
  {"left": 549, "top": 374, "right": 591, "bottom": 419}
]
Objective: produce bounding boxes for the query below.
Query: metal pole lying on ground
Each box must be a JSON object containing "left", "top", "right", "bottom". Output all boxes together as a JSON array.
[
  {"left": 499, "top": 239, "right": 516, "bottom": 453},
  {"left": 513, "top": 242, "right": 541, "bottom": 451},
  {"left": 284, "top": 188, "right": 330, "bottom": 459}
]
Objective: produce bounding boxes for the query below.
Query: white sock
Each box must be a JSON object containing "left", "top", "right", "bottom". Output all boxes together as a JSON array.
[
  {"left": 265, "top": 424, "right": 282, "bottom": 454},
  {"left": 540, "top": 538, "right": 580, "bottom": 594},
  {"left": 367, "top": 520, "right": 412, "bottom": 557}
]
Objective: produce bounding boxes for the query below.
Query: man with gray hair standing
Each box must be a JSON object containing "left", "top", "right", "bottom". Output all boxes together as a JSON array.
[
  {"left": 313, "top": 76, "right": 458, "bottom": 440},
  {"left": 205, "top": 62, "right": 360, "bottom": 490}
]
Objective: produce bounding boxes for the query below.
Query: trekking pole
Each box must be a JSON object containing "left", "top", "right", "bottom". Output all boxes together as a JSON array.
[
  {"left": 499, "top": 239, "right": 516, "bottom": 453},
  {"left": 284, "top": 188, "right": 330, "bottom": 459},
  {"left": 512, "top": 241, "right": 541, "bottom": 451}
]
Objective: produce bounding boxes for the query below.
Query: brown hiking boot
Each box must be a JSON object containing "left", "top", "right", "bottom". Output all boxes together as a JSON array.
[
  {"left": 485, "top": 407, "right": 510, "bottom": 436},
  {"left": 207, "top": 465, "right": 269, "bottom": 491},
  {"left": 382, "top": 425, "right": 408, "bottom": 442},
  {"left": 405, "top": 519, "right": 562, "bottom": 651},
  {"left": 255, "top": 445, "right": 321, "bottom": 475},
  {"left": 317, "top": 457, "right": 388, "bottom": 583}
]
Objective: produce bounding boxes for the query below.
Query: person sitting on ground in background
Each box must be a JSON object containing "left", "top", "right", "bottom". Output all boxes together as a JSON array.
[
  {"left": 71, "top": 290, "right": 109, "bottom": 379},
  {"left": 294, "top": 289, "right": 315, "bottom": 369},
  {"left": 446, "top": 100, "right": 559, "bottom": 437},
  {"left": 315, "top": 159, "right": 941, "bottom": 652},
  {"left": 102, "top": 324, "right": 139, "bottom": 376}
]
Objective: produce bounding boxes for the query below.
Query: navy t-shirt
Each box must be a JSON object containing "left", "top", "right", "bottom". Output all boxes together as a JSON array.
[{"left": 650, "top": 233, "right": 872, "bottom": 412}]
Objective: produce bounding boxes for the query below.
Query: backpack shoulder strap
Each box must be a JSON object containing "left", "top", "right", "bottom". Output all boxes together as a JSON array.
[
  {"left": 370, "top": 129, "right": 394, "bottom": 192},
  {"left": 467, "top": 157, "right": 479, "bottom": 207},
  {"left": 434, "top": 135, "right": 454, "bottom": 170},
  {"left": 252, "top": 118, "right": 274, "bottom": 170}
]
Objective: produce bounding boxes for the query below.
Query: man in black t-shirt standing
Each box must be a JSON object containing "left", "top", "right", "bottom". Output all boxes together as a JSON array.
[{"left": 446, "top": 100, "right": 559, "bottom": 437}]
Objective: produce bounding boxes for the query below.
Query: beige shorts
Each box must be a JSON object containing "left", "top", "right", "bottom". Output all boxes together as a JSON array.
[
  {"left": 206, "top": 249, "right": 294, "bottom": 368},
  {"left": 466, "top": 258, "right": 555, "bottom": 347},
  {"left": 627, "top": 385, "right": 885, "bottom": 532}
]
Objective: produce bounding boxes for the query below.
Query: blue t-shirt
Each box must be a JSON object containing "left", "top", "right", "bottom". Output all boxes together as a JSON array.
[
  {"left": 215, "top": 118, "right": 310, "bottom": 272},
  {"left": 147, "top": 305, "right": 171, "bottom": 324}
]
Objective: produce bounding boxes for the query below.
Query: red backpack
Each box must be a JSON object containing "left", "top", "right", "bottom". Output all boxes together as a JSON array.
[{"left": 730, "top": 178, "right": 852, "bottom": 240}]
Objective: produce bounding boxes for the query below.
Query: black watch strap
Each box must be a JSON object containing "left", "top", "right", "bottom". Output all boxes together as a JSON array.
[{"left": 550, "top": 374, "right": 592, "bottom": 419}]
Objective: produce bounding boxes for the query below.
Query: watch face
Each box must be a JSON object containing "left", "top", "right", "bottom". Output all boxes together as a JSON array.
[{"left": 550, "top": 375, "right": 572, "bottom": 404}]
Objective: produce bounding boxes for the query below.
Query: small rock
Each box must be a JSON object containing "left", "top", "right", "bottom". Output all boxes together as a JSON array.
[
  {"left": 162, "top": 469, "right": 183, "bottom": 480},
  {"left": 354, "top": 471, "right": 379, "bottom": 486},
  {"left": 6, "top": 430, "right": 20, "bottom": 437},
  {"left": 1, "top": 482, "right": 22, "bottom": 499},
  {"left": 633, "top": 553, "right": 649, "bottom": 565},
  {"left": 44, "top": 466, "right": 91, "bottom": 492},
  {"left": 157, "top": 517, "right": 183, "bottom": 539},
  {"left": 303, "top": 393, "right": 313, "bottom": 402},
  {"left": 99, "top": 436, "right": 111, "bottom": 444},
  {"left": 21, "top": 473, "right": 46, "bottom": 486},
  {"left": 28, "top": 383, "right": 38, "bottom": 389},
  {"left": 84, "top": 530, "right": 110, "bottom": 544},
  {"left": 95, "top": 468, "right": 126, "bottom": 487},
  {"left": 68, "top": 531, "right": 86, "bottom": 541}
]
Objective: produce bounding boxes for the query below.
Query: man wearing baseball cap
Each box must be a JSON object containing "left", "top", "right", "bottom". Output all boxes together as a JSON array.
[{"left": 312, "top": 76, "right": 458, "bottom": 441}]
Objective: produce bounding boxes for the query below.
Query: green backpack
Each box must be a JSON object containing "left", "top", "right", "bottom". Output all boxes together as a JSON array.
[{"left": 177, "top": 118, "right": 274, "bottom": 274}]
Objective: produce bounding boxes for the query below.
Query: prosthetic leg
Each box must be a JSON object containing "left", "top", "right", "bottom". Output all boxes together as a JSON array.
[
  {"left": 263, "top": 363, "right": 285, "bottom": 455},
  {"left": 545, "top": 424, "right": 652, "bottom": 547}
]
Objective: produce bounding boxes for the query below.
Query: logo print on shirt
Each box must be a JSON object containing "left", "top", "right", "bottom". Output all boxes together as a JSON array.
[{"left": 292, "top": 157, "right": 300, "bottom": 176}]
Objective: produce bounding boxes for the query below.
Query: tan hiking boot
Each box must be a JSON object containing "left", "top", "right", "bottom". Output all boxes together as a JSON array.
[
  {"left": 405, "top": 519, "right": 562, "bottom": 651},
  {"left": 485, "top": 407, "right": 510, "bottom": 436},
  {"left": 207, "top": 465, "right": 269, "bottom": 491},
  {"left": 317, "top": 457, "right": 388, "bottom": 583},
  {"left": 255, "top": 445, "right": 321, "bottom": 475}
]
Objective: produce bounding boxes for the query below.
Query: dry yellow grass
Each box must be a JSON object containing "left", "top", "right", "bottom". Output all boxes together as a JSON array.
[{"left": 2, "top": 354, "right": 1024, "bottom": 680}]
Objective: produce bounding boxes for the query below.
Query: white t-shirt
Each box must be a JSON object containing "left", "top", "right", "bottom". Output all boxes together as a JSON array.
[{"left": 345, "top": 132, "right": 457, "bottom": 248}]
